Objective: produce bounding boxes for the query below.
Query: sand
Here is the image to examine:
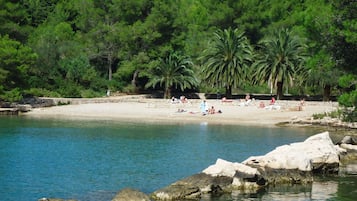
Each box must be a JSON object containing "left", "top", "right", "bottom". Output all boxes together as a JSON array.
[{"left": 23, "top": 96, "right": 338, "bottom": 127}]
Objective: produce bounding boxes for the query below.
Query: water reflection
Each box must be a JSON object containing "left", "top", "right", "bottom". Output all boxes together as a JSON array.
[{"left": 205, "top": 179, "right": 354, "bottom": 201}]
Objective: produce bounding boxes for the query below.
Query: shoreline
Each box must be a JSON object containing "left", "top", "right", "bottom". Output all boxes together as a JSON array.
[{"left": 22, "top": 97, "right": 340, "bottom": 127}]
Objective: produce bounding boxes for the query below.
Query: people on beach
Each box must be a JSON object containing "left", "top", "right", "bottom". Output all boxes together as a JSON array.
[
  {"left": 298, "top": 98, "right": 305, "bottom": 111},
  {"left": 171, "top": 96, "right": 179, "bottom": 104},
  {"left": 245, "top": 94, "right": 251, "bottom": 101},
  {"left": 208, "top": 106, "right": 215, "bottom": 114},
  {"left": 259, "top": 101, "right": 265, "bottom": 108},
  {"left": 270, "top": 97, "right": 276, "bottom": 105},
  {"left": 240, "top": 94, "right": 252, "bottom": 107},
  {"left": 200, "top": 100, "right": 208, "bottom": 115},
  {"left": 221, "top": 97, "right": 233, "bottom": 104}
]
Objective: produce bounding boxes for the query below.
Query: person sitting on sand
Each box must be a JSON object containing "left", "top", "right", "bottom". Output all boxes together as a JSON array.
[
  {"left": 171, "top": 96, "right": 179, "bottom": 104},
  {"left": 177, "top": 108, "right": 186, "bottom": 113},
  {"left": 245, "top": 94, "right": 251, "bottom": 101},
  {"left": 221, "top": 97, "right": 233, "bottom": 103},
  {"left": 208, "top": 106, "right": 216, "bottom": 114},
  {"left": 270, "top": 97, "right": 276, "bottom": 105},
  {"left": 259, "top": 101, "right": 265, "bottom": 108},
  {"left": 180, "top": 95, "right": 187, "bottom": 103}
]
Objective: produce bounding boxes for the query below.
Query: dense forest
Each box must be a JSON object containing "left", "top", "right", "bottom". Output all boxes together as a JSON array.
[{"left": 0, "top": 0, "right": 356, "bottom": 115}]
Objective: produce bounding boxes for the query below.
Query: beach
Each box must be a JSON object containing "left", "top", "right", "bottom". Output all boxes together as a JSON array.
[{"left": 23, "top": 96, "right": 338, "bottom": 126}]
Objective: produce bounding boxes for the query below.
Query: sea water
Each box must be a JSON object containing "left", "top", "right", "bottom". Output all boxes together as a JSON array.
[{"left": 0, "top": 116, "right": 356, "bottom": 201}]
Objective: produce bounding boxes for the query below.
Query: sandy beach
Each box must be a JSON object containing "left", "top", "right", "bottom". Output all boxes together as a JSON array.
[{"left": 23, "top": 96, "right": 338, "bottom": 127}]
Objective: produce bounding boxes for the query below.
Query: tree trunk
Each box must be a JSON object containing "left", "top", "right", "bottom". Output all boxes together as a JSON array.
[
  {"left": 277, "top": 81, "right": 283, "bottom": 100},
  {"left": 225, "top": 85, "right": 232, "bottom": 99},
  {"left": 131, "top": 70, "right": 139, "bottom": 92},
  {"left": 108, "top": 54, "right": 112, "bottom": 81},
  {"left": 323, "top": 85, "right": 331, "bottom": 102},
  {"left": 164, "top": 87, "right": 171, "bottom": 99}
]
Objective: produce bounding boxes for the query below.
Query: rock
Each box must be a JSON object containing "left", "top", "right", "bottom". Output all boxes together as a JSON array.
[
  {"left": 339, "top": 143, "right": 357, "bottom": 162},
  {"left": 151, "top": 173, "right": 232, "bottom": 200},
  {"left": 112, "top": 188, "right": 150, "bottom": 201},
  {"left": 338, "top": 136, "right": 356, "bottom": 145},
  {"left": 152, "top": 159, "right": 267, "bottom": 200},
  {"left": 38, "top": 198, "right": 77, "bottom": 201},
  {"left": 151, "top": 132, "right": 347, "bottom": 200},
  {"left": 340, "top": 143, "right": 357, "bottom": 152},
  {"left": 243, "top": 132, "right": 340, "bottom": 183},
  {"left": 203, "top": 158, "right": 266, "bottom": 189}
]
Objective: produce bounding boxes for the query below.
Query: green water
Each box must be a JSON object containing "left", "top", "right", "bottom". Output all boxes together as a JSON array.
[{"left": 0, "top": 116, "right": 356, "bottom": 201}]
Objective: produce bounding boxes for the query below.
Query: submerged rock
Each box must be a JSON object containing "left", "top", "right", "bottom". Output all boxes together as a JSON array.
[
  {"left": 38, "top": 198, "right": 77, "bottom": 201},
  {"left": 112, "top": 188, "right": 150, "bottom": 201},
  {"left": 151, "top": 173, "right": 232, "bottom": 200}
]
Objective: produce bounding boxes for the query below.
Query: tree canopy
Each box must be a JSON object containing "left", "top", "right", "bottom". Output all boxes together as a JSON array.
[{"left": 0, "top": 0, "right": 355, "bottom": 104}]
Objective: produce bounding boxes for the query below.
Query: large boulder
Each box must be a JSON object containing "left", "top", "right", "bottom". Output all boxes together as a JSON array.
[
  {"left": 338, "top": 136, "right": 356, "bottom": 145},
  {"left": 151, "top": 159, "right": 266, "bottom": 200},
  {"left": 151, "top": 132, "right": 345, "bottom": 200},
  {"left": 203, "top": 158, "right": 266, "bottom": 190},
  {"left": 243, "top": 132, "right": 340, "bottom": 183},
  {"left": 112, "top": 188, "right": 150, "bottom": 201},
  {"left": 151, "top": 173, "right": 232, "bottom": 200}
]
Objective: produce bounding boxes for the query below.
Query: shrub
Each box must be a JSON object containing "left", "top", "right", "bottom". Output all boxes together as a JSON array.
[
  {"left": 24, "top": 88, "right": 61, "bottom": 97},
  {"left": 0, "top": 88, "right": 23, "bottom": 102},
  {"left": 80, "top": 89, "right": 102, "bottom": 98}
]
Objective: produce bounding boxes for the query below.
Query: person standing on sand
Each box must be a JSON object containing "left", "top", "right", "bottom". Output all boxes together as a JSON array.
[{"left": 200, "top": 100, "right": 208, "bottom": 115}]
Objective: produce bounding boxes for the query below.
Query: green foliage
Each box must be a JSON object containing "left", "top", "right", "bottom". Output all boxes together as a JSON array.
[
  {"left": 337, "top": 74, "right": 357, "bottom": 122},
  {"left": 313, "top": 110, "right": 341, "bottom": 120},
  {"left": 145, "top": 52, "right": 198, "bottom": 99},
  {"left": 24, "top": 88, "right": 60, "bottom": 97},
  {"left": 0, "top": 88, "right": 23, "bottom": 102},
  {"left": 339, "top": 74, "right": 356, "bottom": 89},
  {"left": 80, "top": 89, "right": 102, "bottom": 98},
  {"left": 0, "top": 0, "right": 355, "bottom": 101},
  {"left": 0, "top": 35, "right": 37, "bottom": 90},
  {"left": 338, "top": 91, "right": 357, "bottom": 108},
  {"left": 200, "top": 27, "right": 253, "bottom": 98},
  {"left": 254, "top": 28, "right": 307, "bottom": 99}
]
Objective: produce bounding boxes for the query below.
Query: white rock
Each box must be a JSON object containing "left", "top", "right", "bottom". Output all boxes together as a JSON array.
[
  {"left": 243, "top": 132, "right": 339, "bottom": 171},
  {"left": 203, "top": 158, "right": 259, "bottom": 177},
  {"left": 340, "top": 143, "right": 357, "bottom": 152}
]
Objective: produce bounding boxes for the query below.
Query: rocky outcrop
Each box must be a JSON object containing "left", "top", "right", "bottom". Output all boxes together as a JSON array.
[
  {"left": 289, "top": 116, "right": 357, "bottom": 129},
  {"left": 112, "top": 188, "right": 151, "bottom": 201},
  {"left": 243, "top": 132, "right": 341, "bottom": 182},
  {"left": 338, "top": 135, "right": 356, "bottom": 145},
  {"left": 202, "top": 158, "right": 266, "bottom": 189},
  {"left": 151, "top": 173, "right": 232, "bottom": 200},
  {"left": 40, "top": 132, "right": 357, "bottom": 201},
  {"left": 151, "top": 132, "right": 351, "bottom": 200},
  {"left": 38, "top": 198, "right": 77, "bottom": 201}
]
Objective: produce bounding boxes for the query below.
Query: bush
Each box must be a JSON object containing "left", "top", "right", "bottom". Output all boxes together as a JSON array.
[
  {"left": 338, "top": 90, "right": 357, "bottom": 122},
  {"left": 57, "top": 84, "right": 82, "bottom": 98},
  {"left": 0, "top": 88, "right": 23, "bottom": 102},
  {"left": 80, "top": 89, "right": 102, "bottom": 98},
  {"left": 313, "top": 110, "right": 341, "bottom": 120},
  {"left": 24, "top": 88, "right": 61, "bottom": 97}
]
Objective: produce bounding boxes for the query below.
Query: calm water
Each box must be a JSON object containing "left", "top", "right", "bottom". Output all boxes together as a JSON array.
[{"left": 0, "top": 116, "right": 356, "bottom": 201}]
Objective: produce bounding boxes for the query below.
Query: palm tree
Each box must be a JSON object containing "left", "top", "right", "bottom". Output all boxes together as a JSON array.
[
  {"left": 200, "top": 27, "right": 253, "bottom": 98},
  {"left": 145, "top": 52, "right": 197, "bottom": 99},
  {"left": 254, "top": 28, "right": 307, "bottom": 100}
]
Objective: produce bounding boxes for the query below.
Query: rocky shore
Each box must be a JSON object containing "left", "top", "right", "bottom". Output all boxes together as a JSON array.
[{"left": 39, "top": 132, "right": 357, "bottom": 201}]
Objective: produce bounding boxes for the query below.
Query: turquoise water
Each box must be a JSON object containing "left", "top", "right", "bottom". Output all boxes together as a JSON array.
[{"left": 0, "top": 116, "right": 356, "bottom": 201}]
